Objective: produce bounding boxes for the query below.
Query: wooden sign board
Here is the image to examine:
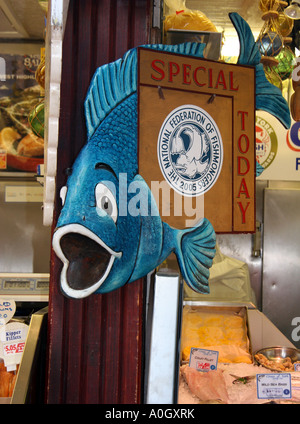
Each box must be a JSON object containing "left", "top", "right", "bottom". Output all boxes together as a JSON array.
[{"left": 138, "top": 47, "right": 256, "bottom": 233}]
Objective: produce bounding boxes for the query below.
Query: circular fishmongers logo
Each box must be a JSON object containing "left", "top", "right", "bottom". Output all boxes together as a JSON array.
[
  {"left": 157, "top": 105, "right": 223, "bottom": 197},
  {"left": 256, "top": 115, "right": 278, "bottom": 169}
]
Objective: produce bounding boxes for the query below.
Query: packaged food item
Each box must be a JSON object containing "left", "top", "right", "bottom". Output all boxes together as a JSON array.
[
  {"left": 16, "top": 132, "right": 44, "bottom": 157},
  {"left": 0, "top": 127, "right": 20, "bottom": 155}
]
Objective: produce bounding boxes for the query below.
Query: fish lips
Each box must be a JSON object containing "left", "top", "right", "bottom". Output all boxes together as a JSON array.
[{"left": 52, "top": 223, "right": 122, "bottom": 299}]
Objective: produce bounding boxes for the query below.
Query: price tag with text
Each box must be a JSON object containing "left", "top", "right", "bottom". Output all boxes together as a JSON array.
[
  {"left": 0, "top": 298, "right": 16, "bottom": 326},
  {"left": 189, "top": 348, "right": 218, "bottom": 372},
  {"left": 256, "top": 373, "right": 292, "bottom": 399},
  {"left": 3, "top": 341, "right": 25, "bottom": 356},
  {"left": 0, "top": 322, "right": 29, "bottom": 371}
]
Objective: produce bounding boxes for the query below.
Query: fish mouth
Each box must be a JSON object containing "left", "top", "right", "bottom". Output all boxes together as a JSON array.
[{"left": 52, "top": 224, "right": 122, "bottom": 299}]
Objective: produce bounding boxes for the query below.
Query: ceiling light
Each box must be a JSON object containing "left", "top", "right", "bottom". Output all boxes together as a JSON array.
[{"left": 284, "top": 1, "right": 300, "bottom": 19}]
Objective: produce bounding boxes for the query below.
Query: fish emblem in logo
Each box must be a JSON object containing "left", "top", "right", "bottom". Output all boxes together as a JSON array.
[{"left": 158, "top": 105, "right": 223, "bottom": 196}]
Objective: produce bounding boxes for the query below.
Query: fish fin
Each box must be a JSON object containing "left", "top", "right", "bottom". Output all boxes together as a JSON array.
[
  {"left": 143, "top": 42, "right": 205, "bottom": 58},
  {"left": 174, "top": 218, "right": 216, "bottom": 294},
  {"left": 229, "top": 12, "right": 291, "bottom": 130},
  {"left": 84, "top": 48, "right": 138, "bottom": 139},
  {"left": 256, "top": 161, "right": 264, "bottom": 177}
]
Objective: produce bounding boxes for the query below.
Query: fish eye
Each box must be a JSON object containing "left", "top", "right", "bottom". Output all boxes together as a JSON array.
[
  {"left": 60, "top": 186, "right": 67, "bottom": 206},
  {"left": 95, "top": 183, "right": 118, "bottom": 223}
]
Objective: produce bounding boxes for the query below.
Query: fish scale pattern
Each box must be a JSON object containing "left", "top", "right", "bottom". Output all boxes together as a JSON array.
[{"left": 91, "top": 94, "right": 138, "bottom": 179}]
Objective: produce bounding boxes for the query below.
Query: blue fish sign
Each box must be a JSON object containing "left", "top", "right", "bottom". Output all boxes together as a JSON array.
[{"left": 52, "top": 13, "right": 290, "bottom": 299}]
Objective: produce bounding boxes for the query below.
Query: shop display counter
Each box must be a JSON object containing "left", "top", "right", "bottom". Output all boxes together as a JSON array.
[
  {"left": 145, "top": 268, "right": 297, "bottom": 404},
  {"left": 9, "top": 307, "right": 48, "bottom": 404}
]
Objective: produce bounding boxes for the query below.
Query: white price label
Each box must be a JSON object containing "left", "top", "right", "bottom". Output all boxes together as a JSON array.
[
  {"left": 257, "top": 373, "right": 292, "bottom": 399},
  {"left": 0, "top": 299, "right": 16, "bottom": 325}
]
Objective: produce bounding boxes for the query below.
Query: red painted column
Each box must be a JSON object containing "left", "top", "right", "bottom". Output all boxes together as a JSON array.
[{"left": 45, "top": 0, "right": 151, "bottom": 403}]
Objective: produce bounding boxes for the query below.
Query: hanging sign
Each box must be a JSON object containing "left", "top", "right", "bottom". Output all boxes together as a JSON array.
[{"left": 138, "top": 47, "right": 256, "bottom": 233}]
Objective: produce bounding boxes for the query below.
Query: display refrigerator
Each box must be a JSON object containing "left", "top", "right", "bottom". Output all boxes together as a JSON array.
[
  {"left": 144, "top": 256, "right": 298, "bottom": 404},
  {"left": 0, "top": 174, "right": 50, "bottom": 300},
  {"left": 0, "top": 173, "right": 51, "bottom": 403}
]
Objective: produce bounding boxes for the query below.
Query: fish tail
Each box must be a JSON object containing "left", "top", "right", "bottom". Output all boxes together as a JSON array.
[
  {"left": 169, "top": 218, "right": 216, "bottom": 294},
  {"left": 229, "top": 12, "right": 290, "bottom": 130}
]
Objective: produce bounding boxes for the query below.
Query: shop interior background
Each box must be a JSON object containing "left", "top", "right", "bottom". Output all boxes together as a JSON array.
[{"left": 162, "top": 0, "right": 300, "bottom": 350}]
